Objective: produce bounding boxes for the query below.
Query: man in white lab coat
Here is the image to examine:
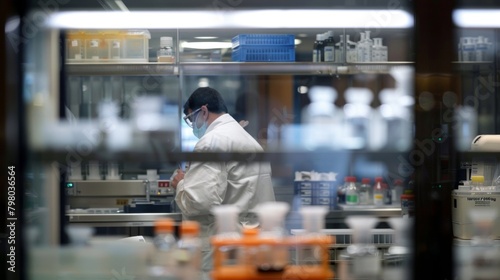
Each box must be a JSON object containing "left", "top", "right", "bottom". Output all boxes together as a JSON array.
[{"left": 171, "top": 87, "right": 276, "bottom": 277}]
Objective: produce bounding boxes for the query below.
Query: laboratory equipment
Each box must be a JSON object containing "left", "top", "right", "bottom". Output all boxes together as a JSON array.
[
  {"left": 382, "top": 217, "right": 413, "bottom": 280},
  {"left": 372, "top": 37, "right": 388, "bottom": 62},
  {"left": 296, "top": 206, "right": 329, "bottom": 265},
  {"left": 391, "top": 179, "right": 404, "bottom": 204},
  {"left": 373, "top": 177, "right": 385, "bottom": 206},
  {"left": 210, "top": 202, "right": 334, "bottom": 280},
  {"left": 211, "top": 205, "right": 242, "bottom": 266},
  {"left": 452, "top": 135, "right": 500, "bottom": 239},
  {"left": 454, "top": 105, "right": 478, "bottom": 151},
  {"left": 454, "top": 208, "right": 500, "bottom": 280},
  {"left": 255, "top": 201, "right": 290, "bottom": 272},
  {"left": 323, "top": 31, "right": 335, "bottom": 62},
  {"left": 338, "top": 216, "right": 381, "bottom": 279}
]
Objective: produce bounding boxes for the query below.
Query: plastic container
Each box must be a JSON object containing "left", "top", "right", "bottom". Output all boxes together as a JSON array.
[
  {"left": 296, "top": 206, "right": 329, "bottom": 265},
  {"left": 157, "top": 36, "right": 175, "bottom": 63},
  {"left": 338, "top": 216, "right": 381, "bottom": 279},
  {"left": 231, "top": 46, "right": 295, "bottom": 62},
  {"left": 254, "top": 202, "right": 290, "bottom": 272},
  {"left": 301, "top": 86, "right": 343, "bottom": 150},
  {"left": 211, "top": 205, "right": 241, "bottom": 266},
  {"left": 343, "top": 87, "right": 377, "bottom": 150},
  {"left": 392, "top": 179, "right": 404, "bottom": 204},
  {"left": 66, "top": 30, "right": 150, "bottom": 63},
  {"left": 231, "top": 34, "right": 295, "bottom": 48}
]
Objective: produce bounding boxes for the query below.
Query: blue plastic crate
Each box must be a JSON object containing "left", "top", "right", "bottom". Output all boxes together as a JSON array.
[
  {"left": 232, "top": 46, "right": 295, "bottom": 62},
  {"left": 232, "top": 34, "right": 295, "bottom": 49}
]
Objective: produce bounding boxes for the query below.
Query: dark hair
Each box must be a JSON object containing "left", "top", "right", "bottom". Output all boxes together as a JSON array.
[{"left": 183, "top": 87, "right": 228, "bottom": 115}]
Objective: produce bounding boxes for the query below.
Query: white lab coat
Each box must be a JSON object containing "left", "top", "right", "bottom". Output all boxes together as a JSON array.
[{"left": 175, "top": 113, "right": 275, "bottom": 275}]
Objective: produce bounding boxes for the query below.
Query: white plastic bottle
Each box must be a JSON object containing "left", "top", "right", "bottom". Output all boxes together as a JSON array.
[
  {"left": 157, "top": 36, "right": 175, "bottom": 63},
  {"left": 343, "top": 87, "right": 375, "bottom": 150},
  {"left": 335, "top": 35, "right": 346, "bottom": 63},
  {"left": 345, "top": 176, "right": 359, "bottom": 205},
  {"left": 302, "top": 86, "right": 344, "bottom": 150},
  {"left": 475, "top": 36, "right": 488, "bottom": 62},
  {"left": 372, "top": 38, "right": 388, "bottom": 62},
  {"left": 364, "top": 31, "right": 374, "bottom": 62},
  {"left": 312, "top": 34, "right": 322, "bottom": 62},
  {"left": 346, "top": 34, "right": 357, "bottom": 62},
  {"left": 356, "top": 32, "right": 367, "bottom": 62},
  {"left": 378, "top": 89, "right": 412, "bottom": 151},
  {"left": 323, "top": 31, "right": 335, "bottom": 62}
]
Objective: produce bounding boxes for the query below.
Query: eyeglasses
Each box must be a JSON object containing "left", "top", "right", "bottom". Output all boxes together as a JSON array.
[{"left": 183, "top": 107, "right": 203, "bottom": 128}]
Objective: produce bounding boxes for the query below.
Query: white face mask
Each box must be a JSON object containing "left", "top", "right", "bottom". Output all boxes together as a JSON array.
[{"left": 192, "top": 111, "right": 208, "bottom": 139}]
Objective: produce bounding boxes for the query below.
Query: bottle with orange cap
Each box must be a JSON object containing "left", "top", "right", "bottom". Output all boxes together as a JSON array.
[
  {"left": 150, "top": 218, "right": 178, "bottom": 279},
  {"left": 175, "top": 220, "right": 202, "bottom": 280}
]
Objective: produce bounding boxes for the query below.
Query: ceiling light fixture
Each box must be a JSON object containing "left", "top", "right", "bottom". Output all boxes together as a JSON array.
[
  {"left": 46, "top": 9, "right": 413, "bottom": 29},
  {"left": 453, "top": 9, "right": 500, "bottom": 27}
]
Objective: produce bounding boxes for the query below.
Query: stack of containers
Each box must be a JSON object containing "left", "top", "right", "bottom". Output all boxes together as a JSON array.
[
  {"left": 231, "top": 34, "right": 295, "bottom": 62},
  {"left": 66, "top": 30, "right": 151, "bottom": 63},
  {"left": 294, "top": 171, "right": 337, "bottom": 209}
]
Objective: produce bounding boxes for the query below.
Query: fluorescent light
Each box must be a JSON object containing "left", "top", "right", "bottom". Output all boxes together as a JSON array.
[
  {"left": 46, "top": 9, "right": 413, "bottom": 29},
  {"left": 294, "top": 39, "right": 301, "bottom": 45},
  {"left": 181, "top": 41, "right": 232, "bottom": 49},
  {"left": 195, "top": 36, "right": 218, "bottom": 39},
  {"left": 453, "top": 9, "right": 500, "bottom": 27}
]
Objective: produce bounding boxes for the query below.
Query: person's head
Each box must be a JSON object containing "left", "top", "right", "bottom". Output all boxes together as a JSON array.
[{"left": 183, "top": 87, "right": 228, "bottom": 138}]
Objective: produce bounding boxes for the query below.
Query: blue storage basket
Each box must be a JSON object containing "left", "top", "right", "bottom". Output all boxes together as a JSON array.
[
  {"left": 232, "top": 34, "right": 295, "bottom": 49},
  {"left": 232, "top": 46, "right": 295, "bottom": 62}
]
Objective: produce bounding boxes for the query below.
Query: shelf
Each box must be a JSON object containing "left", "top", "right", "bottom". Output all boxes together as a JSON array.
[
  {"left": 33, "top": 149, "right": 409, "bottom": 165},
  {"left": 65, "top": 61, "right": 414, "bottom": 76}
]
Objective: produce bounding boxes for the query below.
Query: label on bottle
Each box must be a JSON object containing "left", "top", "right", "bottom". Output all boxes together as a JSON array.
[
  {"left": 346, "top": 193, "right": 359, "bottom": 204},
  {"left": 374, "top": 193, "right": 384, "bottom": 206},
  {"left": 312, "top": 50, "right": 318, "bottom": 62},
  {"left": 113, "top": 41, "right": 120, "bottom": 48},
  {"left": 71, "top": 40, "right": 78, "bottom": 47},
  {"left": 90, "top": 40, "right": 99, "bottom": 48},
  {"left": 324, "top": 46, "right": 335, "bottom": 62},
  {"left": 359, "top": 191, "right": 370, "bottom": 205}
]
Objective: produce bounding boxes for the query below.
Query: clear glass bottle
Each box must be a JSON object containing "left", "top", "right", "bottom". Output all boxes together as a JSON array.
[
  {"left": 175, "top": 221, "right": 202, "bottom": 280},
  {"left": 359, "top": 178, "right": 373, "bottom": 205},
  {"left": 390, "top": 179, "right": 403, "bottom": 204},
  {"left": 337, "top": 176, "right": 350, "bottom": 205},
  {"left": 373, "top": 177, "right": 384, "bottom": 206},
  {"left": 475, "top": 36, "right": 488, "bottom": 62},
  {"left": 345, "top": 176, "right": 359, "bottom": 205},
  {"left": 312, "top": 34, "right": 321, "bottom": 62},
  {"left": 151, "top": 218, "right": 178, "bottom": 278},
  {"left": 157, "top": 36, "right": 175, "bottom": 63},
  {"left": 364, "top": 31, "right": 374, "bottom": 62}
]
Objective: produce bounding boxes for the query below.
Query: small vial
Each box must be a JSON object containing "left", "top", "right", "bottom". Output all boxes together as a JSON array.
[
  {"left": 157, "top": 36, "right": 175, "bottom": 63},
  {"left": 345, "top": 176, "right": 359, "bottom": 205}
]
